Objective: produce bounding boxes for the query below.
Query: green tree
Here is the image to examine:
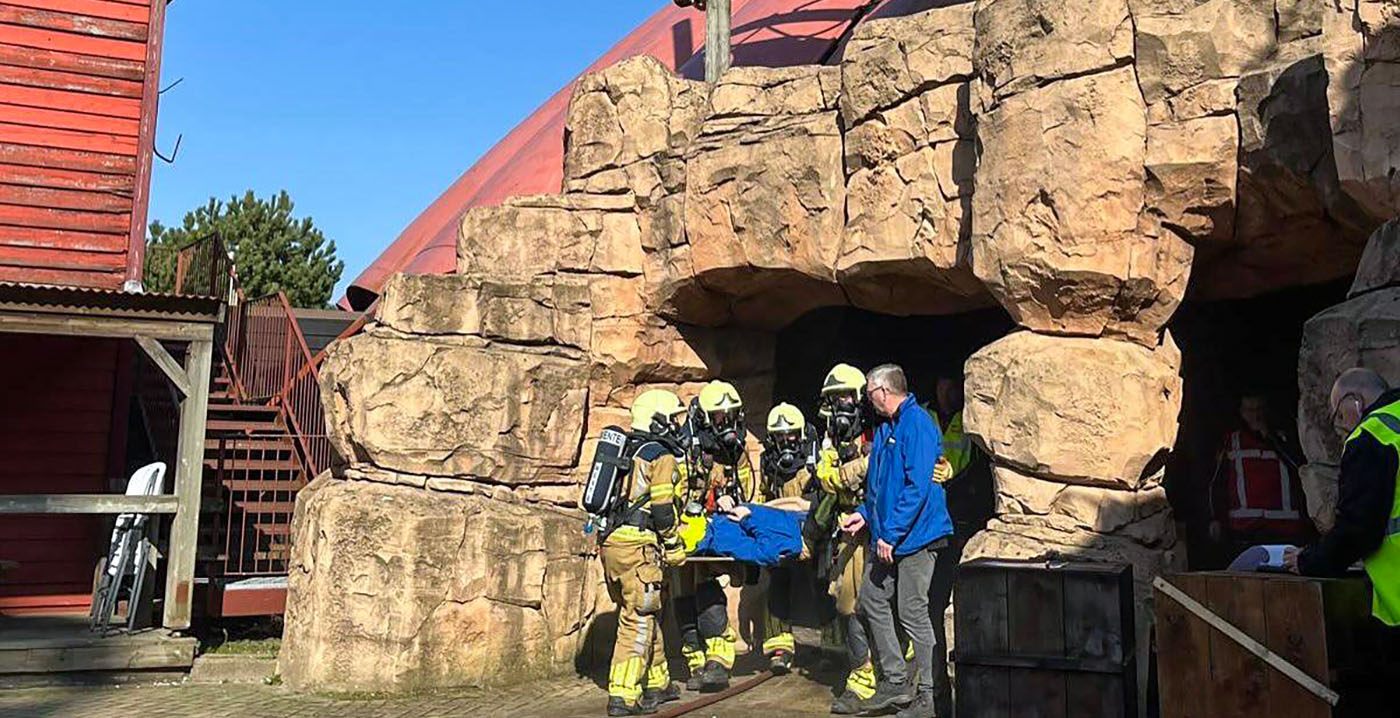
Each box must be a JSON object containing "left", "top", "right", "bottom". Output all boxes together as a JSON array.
[{"left": 145, "top": 190, "right": 345, "bottom": 308}]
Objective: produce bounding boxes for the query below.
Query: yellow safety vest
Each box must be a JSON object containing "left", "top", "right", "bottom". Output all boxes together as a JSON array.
[
  {"left": 1349, "top": 398, "right": 1400, "bottom": 626},
  {"left": 936, "top": 411, "right": 972, "bottom": 478}
]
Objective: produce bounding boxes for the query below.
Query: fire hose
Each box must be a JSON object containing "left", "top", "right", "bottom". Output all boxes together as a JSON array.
[{"left": 653, "top": 669, "right": 776, "bottom": 718}]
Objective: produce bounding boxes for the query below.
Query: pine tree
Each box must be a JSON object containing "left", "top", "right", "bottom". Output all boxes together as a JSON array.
[{"left": 144, "top": 190, "right": 345, "bottom": 308}]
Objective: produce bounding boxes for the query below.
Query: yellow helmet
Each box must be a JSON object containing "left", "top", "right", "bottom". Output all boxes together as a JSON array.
[
  {"left": 630, "top": 389, "right": 686, "bottom": 432},
  {"left": 766, "top": 403, "right": 805, "bottom": 434},
  {"left": 822, "top": 363, "right": 865, "bottom": 397},
  {"left": 698, "top": 380, "right": 743, "bottom": 413},
  {"left": 678, "top": 511, "right": 708, "bottom": 554}
]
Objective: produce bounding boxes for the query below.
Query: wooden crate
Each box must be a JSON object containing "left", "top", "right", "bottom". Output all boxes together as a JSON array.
[
  {"left": 1155, "top": 572, "right": 1382, "bottom": 718},
  {"left": 954, "top": 560, "right": 1136, "bottom": 718}
]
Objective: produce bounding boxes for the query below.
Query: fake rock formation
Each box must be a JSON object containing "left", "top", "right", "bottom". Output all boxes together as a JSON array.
[{"left": 282, "top": 0, "right": 1400, "bottom": 695}]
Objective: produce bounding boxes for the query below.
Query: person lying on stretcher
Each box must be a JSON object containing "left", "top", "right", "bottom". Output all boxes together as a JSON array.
[
  {"left": 676, "top": 496, "right": 817, "bottom": 567},
  {"left": 674, "top": 454, "right": 955, "bottom": 568}
]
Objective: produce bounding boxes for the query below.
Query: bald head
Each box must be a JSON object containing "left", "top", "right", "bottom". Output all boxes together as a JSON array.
[{"left": 1331, "top": 368, "right": 1390, "bottom": 435}]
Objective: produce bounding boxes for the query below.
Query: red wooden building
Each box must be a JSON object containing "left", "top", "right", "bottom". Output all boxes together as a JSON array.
[
  {"left": 0, "top": 0, "right": 172, "bottom": 618},
  {"left": 1, "top": 0, "right": 166, "bottom": 291}
]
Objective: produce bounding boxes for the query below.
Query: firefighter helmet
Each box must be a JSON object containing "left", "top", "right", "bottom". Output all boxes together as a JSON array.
[
  {"left": 766, "top": 403, "right": 805, "bottom": 434},
  {"left": 630, "top": 389, "right": 686, "bottom": 433},
  {"left": 822, "top": 363, "right": 866, "bottom": 398},
  {"left": 699, "top": 380, "right": 743, "bottom": 412}
]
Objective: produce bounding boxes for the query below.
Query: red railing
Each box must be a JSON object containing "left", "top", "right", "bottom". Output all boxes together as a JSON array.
[
  {"left": 226, "top": 293, "right": 332, "bottom": 477},
  {"left": 173, "top": 234, "right": 233, "bottom": 303}
]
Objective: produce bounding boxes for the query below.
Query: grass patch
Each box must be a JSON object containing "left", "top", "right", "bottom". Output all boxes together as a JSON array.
[{"left": 206, "top": 637, "right": 280, "bottom": 656}]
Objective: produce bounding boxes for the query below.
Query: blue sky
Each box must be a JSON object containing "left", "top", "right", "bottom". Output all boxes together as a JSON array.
[{"left": 149, "top": 3, "right": 660, "bottom": 300}]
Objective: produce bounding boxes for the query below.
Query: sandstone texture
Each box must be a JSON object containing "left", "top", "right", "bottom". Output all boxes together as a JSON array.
[
  {"left": 1299, "top": 463, "right": 1341, "bottom": 534},
  {"left": 680, "top": 67, "right": 847, "bottom": 327},
  {"left": 972, "top": 66, "right": 1192, "bottom": 344},
  {"left": 286, "top": 0, "right": 1400, "bottom": 695},
  {"left": 320, "top": 331, "right": 588, "bottom": 484},
  {"left": 964, "top": 331, "right": 1184, "bottom": 488},
  {"left": 991, "top": 466, "right": 1174, "bottom": 544},
  {"left": 563, "top": 55, "right": 707, "bottom": 196},
  {"left": 1352, "top": 216, "right": 1400, "bottom": 296},
  {"left": 838, "top": 3, "right": 985, "bottom": 314},
  {"left": 280, "top": 477, "right": 600, "bottom": 692},
  {"left": 1297, "top": 288, "right": 1400, "bottom": 465}
]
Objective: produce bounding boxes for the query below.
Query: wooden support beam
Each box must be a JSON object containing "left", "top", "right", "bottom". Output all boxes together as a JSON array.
[
  {"left": 0, "top": 494, "right": 178, "bottom": 514},
  {"left": 133, "top": 335, "right": 190, "bottom": 397},
  {"left": 0, "top": 309, "right": 213, "bottom": 342},
  {"left": 162, "top": 338, "right": 212, "bottom": 631},
  {"left": 705, "top": 0, "right": 731, "bottom": 84}
]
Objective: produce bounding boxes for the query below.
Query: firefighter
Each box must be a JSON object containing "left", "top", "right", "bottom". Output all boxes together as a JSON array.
[
  {"left": 1209, "top": 393, "right": 1313, "bottom": 555},
  {"left": 600, "top": 389, "right": 688, "bottom": 716},
  {"left": 758, "top": 402, "right": 817, "bottom": 674},
  {"left": 811, "top": 363, "right": 881, "bottom": 714},
  {"left": 672, "top": 380, "right": 758, "bottom": 692}
]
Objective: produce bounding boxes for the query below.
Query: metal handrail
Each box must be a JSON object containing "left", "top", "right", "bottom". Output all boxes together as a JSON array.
[{"left": 173, "top": 234, "right": 233, "bottom": 303}]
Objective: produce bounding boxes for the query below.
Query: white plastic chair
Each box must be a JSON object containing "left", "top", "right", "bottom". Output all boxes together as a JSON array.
[{"left": 91, "top": 462, "right": 166, "bottom": 632}]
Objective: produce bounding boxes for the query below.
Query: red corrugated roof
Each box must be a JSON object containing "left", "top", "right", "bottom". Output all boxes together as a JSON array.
[{"left": 344, "top": 0, "right": 941, "bottom": 310}]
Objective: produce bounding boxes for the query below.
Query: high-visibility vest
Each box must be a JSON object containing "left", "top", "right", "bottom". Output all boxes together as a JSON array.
[
  {"left": 936, "top": 411, "right": 972, "bottom": 477},
  {"left": 1220, "top": 429, "right": 1307, "bottom": 535},
  {"left": 1349, "top": 399, "right": 1400, "bottom": 626}
]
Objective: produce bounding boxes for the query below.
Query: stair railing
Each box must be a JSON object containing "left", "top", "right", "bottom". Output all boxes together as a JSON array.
[{"left": 174, "top": 235, "right": 339, "bottom": 487}]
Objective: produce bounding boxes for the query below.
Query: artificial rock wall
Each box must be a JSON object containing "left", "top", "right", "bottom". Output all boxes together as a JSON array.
[
  {"left": 281, "top": 0, "right": 1400, "bottom": 694},
  {"left": 1297, "top": 217, "right": 1400, "bottom": 533}
]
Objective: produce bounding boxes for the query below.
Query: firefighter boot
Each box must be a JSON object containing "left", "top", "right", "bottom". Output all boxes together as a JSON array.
[
  {"left": 607, "top": 696, "right": 658, "bottom": 716},
  {"left": 830, "top": 659, "right": 876, "bottom": 714},
  {"left": 642, "top": 683, "right": 681, "bottom": 706},
  {"left": 699, "top": 659, "right": 730, "bottom": 693},
  {"left": 769, "top": 649, "right": 794, "bottom": 675}
]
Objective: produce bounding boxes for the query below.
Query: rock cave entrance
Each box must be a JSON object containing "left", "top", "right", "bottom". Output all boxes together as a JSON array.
[
  {"left": 1165, "top": 278, "right": 1354, "bottom": 569},
  {"left": 771, "top": 304, "right": 1015, "bottom": 422}
]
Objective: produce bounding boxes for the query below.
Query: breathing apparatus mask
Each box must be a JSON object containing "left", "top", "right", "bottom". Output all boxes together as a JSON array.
[
  {"left": 694, "top": 380, "right": 747, "bottom": 467},
  {"left": 699, "top": 406, "right": 746, "bottom": 465},
  {"left": 820, "top": 390, "right": 865, "bottom": 445},
  {"left": 761, "top": 428, "right": 808, "bottom": 477}
]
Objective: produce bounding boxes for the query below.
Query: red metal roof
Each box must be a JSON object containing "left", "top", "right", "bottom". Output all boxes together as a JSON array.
[{"left": 344, "top": 0, "right": 942, "bottom": 310}]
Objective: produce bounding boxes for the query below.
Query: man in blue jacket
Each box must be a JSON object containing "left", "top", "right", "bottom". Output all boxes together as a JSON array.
[{"left": 840, "top": 364, "right": 953, "bottom": 718}]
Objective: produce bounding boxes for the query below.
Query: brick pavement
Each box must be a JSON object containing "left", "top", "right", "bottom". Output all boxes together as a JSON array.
[{"left": 0, "top": 667, "right": 842, "bottom": 718}]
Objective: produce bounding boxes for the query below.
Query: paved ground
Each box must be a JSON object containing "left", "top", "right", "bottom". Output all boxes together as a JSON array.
[{"left": 0, "top": 666, "right": 842, "bottom": 718}]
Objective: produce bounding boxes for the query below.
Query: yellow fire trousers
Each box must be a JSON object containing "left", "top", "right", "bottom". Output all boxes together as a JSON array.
[{"left": 602, "top": 528, "right": 667, "bottom": 703}]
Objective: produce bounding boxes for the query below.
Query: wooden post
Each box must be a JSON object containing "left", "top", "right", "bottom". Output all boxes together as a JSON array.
[
  {"left": 162, "top": 337, "right": 212, "bottom": 630},
  {"left": 705, "top": 0, "right": 731, "bottom": 84}
]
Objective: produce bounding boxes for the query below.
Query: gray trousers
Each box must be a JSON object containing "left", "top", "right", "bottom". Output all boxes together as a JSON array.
[{"left": 859, "top": 544, "right": 939, "bottom": 696}]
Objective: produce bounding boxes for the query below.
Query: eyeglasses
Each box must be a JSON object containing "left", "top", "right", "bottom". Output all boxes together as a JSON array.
[
  {"left": 1331, "top": 393, "right": 1361, "bottom": 432},
  {"left": 868, "top": 385, "right": 888, "bottom": 401}
]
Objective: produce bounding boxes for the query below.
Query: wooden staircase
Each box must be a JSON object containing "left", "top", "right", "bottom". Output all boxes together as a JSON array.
[{"left": 197, "top": 363, "right": 307, "bottom": 581}]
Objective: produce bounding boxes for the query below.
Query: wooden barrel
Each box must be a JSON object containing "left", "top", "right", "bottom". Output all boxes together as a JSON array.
[{"left": 953, "top": 559, "right": 1137, "bottom": 718}]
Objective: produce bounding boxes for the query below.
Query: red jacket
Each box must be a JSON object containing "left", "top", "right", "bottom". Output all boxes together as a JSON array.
[{"left": 1211, "top": 427, "right": 1312, "bottom": 541}]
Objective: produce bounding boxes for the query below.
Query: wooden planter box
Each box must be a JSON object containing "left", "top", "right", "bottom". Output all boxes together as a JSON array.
[
  {"left": 1155, "top": 572, "right": 1384, "bottom": 718},
  {"left": 954, "top": 560, "right": 1137, "bottom": 718}
]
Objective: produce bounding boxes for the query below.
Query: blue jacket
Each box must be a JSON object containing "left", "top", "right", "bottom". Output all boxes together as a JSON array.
[
  {"left": 695, "top": 505, "right": 805, "bottom": 566},
  {"left": 856, "top": 394, "right": 953, "bottom": 556}
]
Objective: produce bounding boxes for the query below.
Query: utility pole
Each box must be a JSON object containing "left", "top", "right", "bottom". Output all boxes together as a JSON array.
[{"left": 705, "top": 0, "right": 731, "bottom": 83}]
